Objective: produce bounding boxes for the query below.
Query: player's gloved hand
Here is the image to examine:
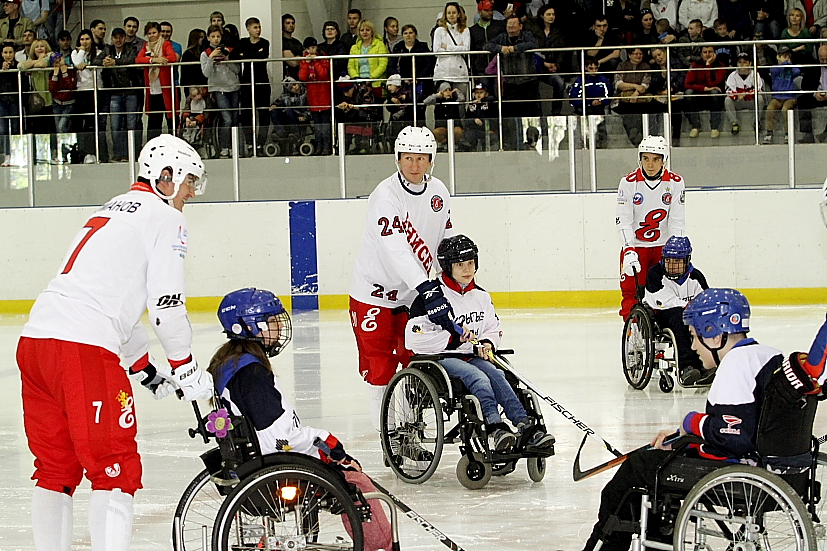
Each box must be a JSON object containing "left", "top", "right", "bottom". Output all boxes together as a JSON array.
[
  {"left": 416, "top": 279, "right": 457, "bottom": 332},
  {"left": 621, "top": 248, "right": 641, "bottom": 277},
  {"left": 773, "top": 352, "right": 820, "bottom": 407},
  {"left": 170, "top": 355, "right": 214, "bottom": 401},
  {"left": 128, "top": 353, "right": 176, "bottom": 400}
]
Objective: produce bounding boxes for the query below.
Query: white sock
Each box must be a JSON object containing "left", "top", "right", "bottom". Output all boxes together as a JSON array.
[
  {"left": 32, "top": 486, "right": 73, "bottom": 551},
  {"left": 88, "top": 489, "right": 133, "bottom": 551},
  {"left": 367, "top": 384, "right": 387, "bottom": 431}
]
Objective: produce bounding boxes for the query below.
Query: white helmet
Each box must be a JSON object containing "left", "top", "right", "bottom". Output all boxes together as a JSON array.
[
  {"left": 638, "top": 135, "right": 669, "bottom": 166},
  {"left": 394, "top": 126, "right": 437, "bottom": 172},
  {"left": 820, "top": 177, "right": 827, "bottom": 228},
  {"left": 137, "top": 135, "right": 207, "bottom": 201}
]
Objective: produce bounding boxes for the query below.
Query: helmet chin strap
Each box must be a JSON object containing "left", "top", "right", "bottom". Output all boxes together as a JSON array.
[
  {"left": 642, "top": 166, "right": 663, "bottom": 181},
  {"left": 699, "top": 333, "right": 728, "bottom": 367}
]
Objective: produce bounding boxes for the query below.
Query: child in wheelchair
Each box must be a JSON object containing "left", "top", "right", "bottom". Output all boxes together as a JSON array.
[
  {"left": 584, "top": 288, "right": 816, "bottom": 551},
  {"left": 207, "top": 287, "right": 392, "bottom": 551},
  {"left": 643, "top": 235, "right": 709, "bottom": 386},
  {"left": 405, "top": 235, "right": 555, "bottom": 453}
]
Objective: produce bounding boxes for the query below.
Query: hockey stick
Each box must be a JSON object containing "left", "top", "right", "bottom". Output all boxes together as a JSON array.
[
  {"left": 367, "top": 476, "right": 467, "bottom": 551},
  {"left": 571, "top": 431, "right": 680, "bottom": 482}
]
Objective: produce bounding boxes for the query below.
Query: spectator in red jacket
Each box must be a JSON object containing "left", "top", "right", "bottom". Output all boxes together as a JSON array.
[
  {"left": 48, "top": 54, "right": 76, "bottom": 134},
  {"left": 298, "top": 37, "right": 332, "bottom": 155},
  {"left": 684, "top": 45, "right": 727, "bottom": 139},
  {"left": 136, "top": 21, "right": 179, "bottom": 142}
]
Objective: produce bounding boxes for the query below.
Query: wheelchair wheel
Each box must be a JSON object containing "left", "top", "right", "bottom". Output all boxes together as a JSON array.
[
  {"left": 380, "top": 369, "right": 444, "bottom": 484},
  {"left": 173, "top": 469, "right": 225, "bottom": 551},
  {"left": 674, "top": 465, "right": 815, "bottom": 551},
  {"left": 622, "top": 305, "right": 655, "bottom": 390},
  {"left": 658, "top": 373, "right": 674, "bottom": 393},
  {"left": 527, "top": 457, "right": 546, "bottom": 482},
  {"left": 456, "top": 452, "right": 492, "bottom": 490},
  {"left": 212, "top": 465, "right": 363, "bottom": 551}
]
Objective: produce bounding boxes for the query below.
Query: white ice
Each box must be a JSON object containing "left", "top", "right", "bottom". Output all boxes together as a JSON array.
[{"left": 2, "top": 305, "right": 827, "bottom": 551}]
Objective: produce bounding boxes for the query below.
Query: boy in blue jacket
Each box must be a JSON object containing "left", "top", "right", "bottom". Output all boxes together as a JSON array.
[{"left": 763, "top": 46, "right": 800, "bottom": 144}]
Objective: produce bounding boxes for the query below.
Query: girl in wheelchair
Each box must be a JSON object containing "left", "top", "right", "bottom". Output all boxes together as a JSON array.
[
  {"left": 207, "top": 287, "right": 392, "bottom": 551},
  {"left": 584, "top": 288, "right": 812, "bottom": 551},
  {"left": 643, "top": 235, "right": 709, "bottom": 386},
  {"left": 405, "top": 235, "right": 555, "bottom": 453}
]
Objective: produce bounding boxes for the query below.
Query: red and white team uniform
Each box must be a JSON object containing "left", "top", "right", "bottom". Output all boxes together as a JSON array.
[
  {"left": 616, "top": 168, "right": 686, "bottom": 318},
  {"left": 349, "top": 172, "right": 452, "bottom": 387},
  {"left": 17, "top": 181, "right": 194, "bottom": 497},
  {"left": 725, "top": 70, "right": 763, "bottom": 101}
]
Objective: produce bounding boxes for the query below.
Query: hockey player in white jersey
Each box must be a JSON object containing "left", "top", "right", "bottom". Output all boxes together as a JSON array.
[
  {"left": 616, "top": 135, "right": 686, "bottom": 319},
  {"left": 643, "top": 235, "right": 709, "bottom": 384},
  {"left": 349, "top": 126, "right": 454, "bottom": 430},
  {"left": 16, "top": 135, "right": 213, "bottom": 551}
]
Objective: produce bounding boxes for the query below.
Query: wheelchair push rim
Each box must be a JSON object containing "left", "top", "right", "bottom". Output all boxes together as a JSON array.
[
  {"left": 622, "top": 305, "right": 655, "bottom": 390},
  {"left": 674, "top": 465, "right": 815, "bottom": 551},
  {"left": 212, "top": 465, "right": 364, "bottom": 551},
  {"left": 380, "top": 368, "right": 444, "bottom": 484}
]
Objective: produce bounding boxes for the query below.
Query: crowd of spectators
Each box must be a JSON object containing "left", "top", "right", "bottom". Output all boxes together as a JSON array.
[{"left": 0, "top": 0, "right": 826, "bottom": 163}]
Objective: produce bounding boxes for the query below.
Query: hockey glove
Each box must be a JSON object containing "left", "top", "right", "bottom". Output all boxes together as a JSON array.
[
  {"left": 171, "top": 355, "right": 214, "bottom": 401},
  {"left": 416, "top": 279, "right": 457, "bottom": 333},
  {"left": 128, "top": 353, "right": 176, "bottom": 400},
  {"left": 621, "top": 248, "right": 641, "bottom": 277},
  {"left": 772, "top": 352, "right": 820, "bottom": 407}
]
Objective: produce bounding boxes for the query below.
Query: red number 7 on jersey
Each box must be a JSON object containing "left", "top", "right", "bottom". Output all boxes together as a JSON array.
[{"left": 61, "top": 217, "right": 110, "bottom": 274}]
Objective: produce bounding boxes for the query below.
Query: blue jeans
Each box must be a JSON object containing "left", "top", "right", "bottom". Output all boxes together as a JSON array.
[
  {"left": 53, "top": 103, "right": 73, "bottom": 133},
  {"left": 110, "top": 94, "right": 139, "bottom": 160},
  {"left": 0, "top": 99, "right": 20, "bottom": 155},
  {"left": 439, "top": 356, "right": 528, "bottom": 426},
  {"left": 213, "top": 90, "right": 239, "bottom": 150}
]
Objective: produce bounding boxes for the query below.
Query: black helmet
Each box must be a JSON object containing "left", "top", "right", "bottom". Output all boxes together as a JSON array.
[{"left": 437, "top": 235, "right": 479, "bottom": 276}]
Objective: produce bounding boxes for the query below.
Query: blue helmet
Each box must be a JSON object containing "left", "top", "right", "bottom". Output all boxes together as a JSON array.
[
  {"left": 662, "top": 236, "right": 692, "bottom": 279},
  {"left": 218, "top": 288, "right": 292, "bottom": 357},
  {"left": 682, "top": 288, "right": 750, "bottom": 339}
]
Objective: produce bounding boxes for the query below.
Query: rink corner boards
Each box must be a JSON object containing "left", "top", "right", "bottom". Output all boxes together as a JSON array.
[{"left": 3, "top": 288, "right": 827, "bottom": 315}]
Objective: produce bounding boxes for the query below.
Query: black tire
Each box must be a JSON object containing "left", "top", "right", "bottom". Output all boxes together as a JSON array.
[
  {"left": 456, "top": 452, "right": 492, "bottom": 490},
  {"left": 212, "top": 465, "right": 363, "bottom": 551},
  {"left": 659, "top": 373, "right": 674, "bottom": 393},
  {"left": 660, "top": 327, "right": 679, "bottom": 381},
  {"left": 527, "top": 457, "right": 546, "bottom": 482},
  {"left": 380, "top": 369, "right": 444, "bottom": 484},
  {"left": 674, "top": 465, "right": 815, "bottom": 551},
  {"left": 172, "top": 469, "right": 225, "bottom": 551},
  {"left": 622, "top": 305, "right": 655, "bottom": 390}
]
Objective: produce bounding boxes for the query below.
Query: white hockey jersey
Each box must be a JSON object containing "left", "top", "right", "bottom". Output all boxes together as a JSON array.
[
  {"left": 405, "top": 274, "right": 501, "bottom": 354},
  {"left": 616, "top": 168, "right": 686, "bottom": 249},
  {"left": 725, "top": 71, "right": 763, "bottom": 100},
  {"left": 643, "top": 263, "right": 709, "bottom": 310},
  {"left": 350, "top": 172, "right": 452, "bottom": 309},
  {"left": 22, "top": 182, "right": 193, "bottom": 365}
]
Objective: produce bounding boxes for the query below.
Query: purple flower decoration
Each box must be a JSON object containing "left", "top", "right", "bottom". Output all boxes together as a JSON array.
[{"left": 206, "top": 408, "right": 233, "bottom": 438}]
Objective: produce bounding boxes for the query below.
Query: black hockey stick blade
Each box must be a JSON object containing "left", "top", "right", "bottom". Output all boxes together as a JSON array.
[
  {"left": 368, "top": 477, "right": 468, "bottom": 551},
  {"left": 572, "top": 432, "right": 680, "bottom": 482}
]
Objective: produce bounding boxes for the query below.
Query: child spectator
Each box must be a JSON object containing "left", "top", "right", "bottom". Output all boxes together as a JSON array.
[
  {"left": 298, "top": 36, "right": 332, "bottom": 155},
  {"left": 384, "top": 73, "right": 413, "bottom": 138},
  {"left": 655, "top": 18, "right": 677, "bottom": 44},
  {"left": 0, "top": 43, "right": 21, "bottom": 166},
  {"left": 269, "top": 77, "right": 309, "bottom": 154},
  {"left": 180, "top": 86, "right": 209, "bottom": 146},
  {"left": 200, "top": 23, "right": 240, "bottom": 158},
  {"left": 677, "top": 19, "right": 704, "bottom": 66},
  {"left": 643, "top": 236, "right": 709, "bottom": 385},
  {"left": 570, "top": 56, "right": 612, "bottom": 148},
  {"left": 424, "top": 81, "right": 464, "bottom": 148},
  {"left": 724, "top": 52, "right": 764, "bottom": 135},
  {"left": 763, "top": 46, "right": 800, "bottom": 144},
  {"left": 208, "top": 288, "right": 392, "bottom": 551},
  {"left": 405, "top": 235, "right": 556, "bottom": 452},
  {"left": 335, "top": 76, "right": 378, "bottom": 154},
  {"left": 460, "top": 82, "right": 498, "bottom": 151},
  {"left": 707, "top": 19, "right": 738, "bottom": 66},
  {"left": 684, "top": 45, "right": 727, "bottom": 138},
  {"left": 48, "top": 53, "right": 76, "bottom": 134}
]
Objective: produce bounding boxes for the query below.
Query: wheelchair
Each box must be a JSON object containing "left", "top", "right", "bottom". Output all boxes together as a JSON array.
[
  {"left": 594, "top": 389, "right": 827, "bottom": 550},
  {"left": 379, "top": 350, "right": 555, "bottom": 490},
  {"left": 172, "top": 403, "right": 397, "bottom": 551},
  {"left": 622, "top": 293, "right": 711, "bottom": 394}
]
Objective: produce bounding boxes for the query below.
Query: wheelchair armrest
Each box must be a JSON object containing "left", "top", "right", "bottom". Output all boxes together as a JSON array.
[
  {"left": 410, "top": 353, "right": 472, "bottom": 361},
  {"left": 669, "top": 435, "right": 706, "bottom": 450}
]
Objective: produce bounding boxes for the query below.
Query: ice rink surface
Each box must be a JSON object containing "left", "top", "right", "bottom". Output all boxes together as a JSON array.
[{"left": 2, "top": 304, "right": 827, "bottom": 551}]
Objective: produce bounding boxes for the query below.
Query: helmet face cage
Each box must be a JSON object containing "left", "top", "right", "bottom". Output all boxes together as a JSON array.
[
  {"left": 662, "top": 236, "right": 692, "bottom": 279},
  {"left": 682, "top": 288, "right": 750, "bottom": 339},
  {"left": 437, "top": 235, "right": 479, "bottom": 277},
  {"left": 218, "top": 289, "right": 292, "bottom": 357}
]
